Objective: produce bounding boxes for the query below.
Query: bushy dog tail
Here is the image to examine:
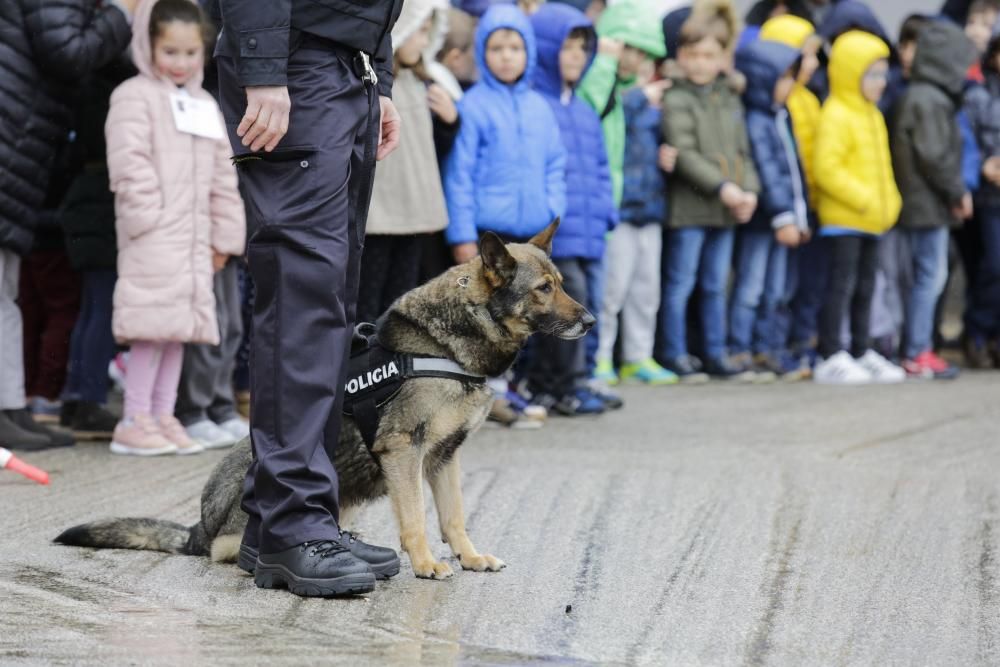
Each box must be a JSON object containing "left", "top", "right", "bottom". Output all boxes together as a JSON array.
[{"left": 54, "top": 518, "right": 192, "bottom": 555}]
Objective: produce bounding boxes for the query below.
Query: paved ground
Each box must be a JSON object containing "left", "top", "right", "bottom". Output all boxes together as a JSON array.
[{"left": 2, "top": 374, "right": 1000, "bottom": 666}]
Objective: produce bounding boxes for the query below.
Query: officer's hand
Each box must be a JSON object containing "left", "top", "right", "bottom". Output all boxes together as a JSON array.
[
  {"left": 239, "top": 86, "right": 290, "bottom": 153},
  {"left": 377, "top": 96, "right": 401, "bottom": 161}
]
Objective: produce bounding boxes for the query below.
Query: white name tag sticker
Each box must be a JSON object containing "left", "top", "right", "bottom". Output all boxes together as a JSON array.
[{"left": 169, "top": 92, "right": 225, "bottom": 140}]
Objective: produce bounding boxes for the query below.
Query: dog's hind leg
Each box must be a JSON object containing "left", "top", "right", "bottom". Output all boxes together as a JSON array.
[
  {"left": 428, "top": 454, "right": 505, "bottom": 573},
  {"left": 379, "top": 441, "right": 453, "bottom": 579}
]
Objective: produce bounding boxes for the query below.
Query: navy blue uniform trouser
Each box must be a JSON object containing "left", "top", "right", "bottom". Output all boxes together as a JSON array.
[{"left": 217, "top": 41, "right": 380, "bottom": 554}]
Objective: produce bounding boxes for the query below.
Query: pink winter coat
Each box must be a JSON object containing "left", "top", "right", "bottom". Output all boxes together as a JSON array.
[{"left": 106, "top": 0, "right": 245, "bottom": 345}]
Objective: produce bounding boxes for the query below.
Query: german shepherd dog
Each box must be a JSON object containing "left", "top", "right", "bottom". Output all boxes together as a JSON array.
[{"left": 56, "top": 220, "right": 594, "bottom": 580}]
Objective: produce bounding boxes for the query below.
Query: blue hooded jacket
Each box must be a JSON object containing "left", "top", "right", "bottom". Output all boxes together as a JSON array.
[
  {"left": 444, "top": 5, "right": 567, "bottom": 245},
  {"left": 620, "top": 87, "right": 667, "bottom": 226},
  {"left": 530, "top": 3, "right": 617, "bottom": 260},
  {"left": 735, "top": 39, "right": 809, "bottom": 233}
]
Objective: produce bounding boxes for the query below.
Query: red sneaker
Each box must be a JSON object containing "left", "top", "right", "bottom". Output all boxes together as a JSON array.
[{"left": 910, "top": 350, "right": 960, "bottom": 380}]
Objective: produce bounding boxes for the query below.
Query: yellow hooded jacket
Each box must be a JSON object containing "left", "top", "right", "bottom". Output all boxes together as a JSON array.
[
  {"left": 759, "top": 15, "right": 821, "bottom": 209},
  {"left": 814, "top": 30, "right": 901, "bottom": 235}
]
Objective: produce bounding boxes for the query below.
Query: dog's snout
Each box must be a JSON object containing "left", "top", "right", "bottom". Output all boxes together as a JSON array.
[{"left": 580, "top": 309, "right": 596, "bottom": 332}]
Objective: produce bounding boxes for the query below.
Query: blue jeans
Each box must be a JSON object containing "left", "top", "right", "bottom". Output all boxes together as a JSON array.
[
  {"left": 660, "top": 226, "right": 734, "bottom": 360},
  {"left": 903, "top": 227, "right": 949, "bottom": 359},
  {"left": 582, "top": 256, "right": 603, "bottom": 374},
  {"left": 965, "top": 206, "right": 1000, "bottom": 339},
  {"left": 729, "top": 229, "right": 788, "bottom": 355},
  {"left": 62, "top": 270, "right": 117, "bottom": 404}
]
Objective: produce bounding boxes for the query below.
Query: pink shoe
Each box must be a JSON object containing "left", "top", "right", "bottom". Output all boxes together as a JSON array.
[
  {"left": 156, "top": 416, "right": 205, "bottom": 455},
  {"left": 110, "top": 415, "right": 177, "bottom": 456}
]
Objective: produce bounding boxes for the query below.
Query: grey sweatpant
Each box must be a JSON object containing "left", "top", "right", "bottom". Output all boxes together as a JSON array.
[
  {"left": 175, "top": 260, "right": 242, "bottom": 425},
  {"left": 597, "top": 222, "right": 662, "bottom": 365},
  {"left": 0, "top": 248, "right": 25, "bottom": 410}
]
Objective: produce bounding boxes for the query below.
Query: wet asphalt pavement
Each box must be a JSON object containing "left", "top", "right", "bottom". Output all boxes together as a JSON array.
[{"left": 2, "top": 373, "right": 1000, "bottom": 665}]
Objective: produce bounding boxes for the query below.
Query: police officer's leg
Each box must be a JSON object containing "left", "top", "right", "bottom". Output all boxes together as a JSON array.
[{"left": 216, "top": 47, "right": 376, "bottom": 595}]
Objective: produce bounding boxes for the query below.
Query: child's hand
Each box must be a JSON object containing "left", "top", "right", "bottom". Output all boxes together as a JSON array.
[
  {"left": 983, "top": 156, "right": 1000, "bottom": 186},
  {"left": 643, "top": 79, "right": 672, "bottom": 106},
  {"left": 952, "top": 192, "right": 973, "bottom": 221},
  {"left": 733, "top": 192, "right": 757, "bottom": 224},
  {"left": 452, "top": 242, "right": 478, "bottom": 265},
  {"left": 775, "top": 225, "right": 801, "bottom": 247},
  {"left": 658, "top": 144, "right": 678, "bottom": 173},
  {"left": 212, "top": 252, "right": 228, "bottom": 272},
  {"left": 427, "top": 84, "right": 458, "bottom": 125},
  {"left": 719, "top": 182, "right": 743, "bottom": 208},
  {"left": 598, "top": 37, "right": 624, "bottom": 59}
]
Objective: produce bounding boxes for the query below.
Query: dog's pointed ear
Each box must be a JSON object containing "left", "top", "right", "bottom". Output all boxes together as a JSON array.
[
  {"left": 528, "top": 218, "right": 560, "bottom": 256},
  {"left": 479, "top": 232, "right": 518, "bottom": 288}
]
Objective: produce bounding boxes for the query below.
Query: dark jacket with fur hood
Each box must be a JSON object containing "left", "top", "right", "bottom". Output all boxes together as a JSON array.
[
  {"left": 891, "top": 21, "right": 976, "bottom": 229},
  {"left": 662, "top": 73, "right": 760, "bottom": 229}
]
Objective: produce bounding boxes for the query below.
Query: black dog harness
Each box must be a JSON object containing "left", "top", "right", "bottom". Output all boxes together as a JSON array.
[{"left": 342, "top": 323, "right": 486, "bottom": 452}]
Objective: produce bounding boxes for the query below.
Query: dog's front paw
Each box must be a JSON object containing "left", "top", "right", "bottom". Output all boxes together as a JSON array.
[
  {"left": 459, "top": 553, "right": 506, "bottom": 572},
  {"left": 411, "top": 559, "right": 454, "bottom": 580}
]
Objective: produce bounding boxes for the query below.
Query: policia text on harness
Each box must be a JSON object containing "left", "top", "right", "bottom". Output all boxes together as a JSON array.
[{"left": 343, "top": 324, "right": 486, "bottom": 451}]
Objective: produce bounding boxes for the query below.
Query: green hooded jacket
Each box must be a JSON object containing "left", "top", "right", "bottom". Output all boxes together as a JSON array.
[{"left": 577, "top": 0, "right": 666, "bottom": 205}]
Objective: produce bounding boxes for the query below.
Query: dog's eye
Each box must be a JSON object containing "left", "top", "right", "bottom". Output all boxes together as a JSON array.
[{"left": 536, "top": 283, "right": 553, "bottom": 294}]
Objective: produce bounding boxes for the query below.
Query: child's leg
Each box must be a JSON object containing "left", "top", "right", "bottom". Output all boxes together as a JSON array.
[
  {"left": 753, "top": 241, "right": 789, "bottom": 356},
  {"left": 582, "top": 256, "right": 603, "bottom": 375},
  {"left": 621, "top": 223, "right": 662, "bottom": 364},
  {"left": 597, "top": 223, "right": 641, "bottom": 364},
  {"left": 357, "top": 235, "right": 395, "bottom": 324},
  {"left": 78, "top": 270, "right": 117, "bottom": 405},
  {"left": 660, "top": 227, "right": 706, "bottom": 359},
  {"left": 207, "top": 261, "right": 243, "bottom": 424},
  {"left": 818, "top": 235, "right": 861, "bottom": 359},
  {"left": 903, "top": 227, "right": 950, "bottom": 359},
  {"left": 528, "top": 258, "right": 587, "bottom": 398},
  {"left": 728, "top": 229, "right": 771, "bottom": 356},
  {"left": 698, "top": 227, "right": 735, "bottom": 362},
  {"left": 790, "top": 238, "right": 830, "bottom": 349},
  {"left": 123, "top": 341, "right": 165, "bottom": 419},
  {"left": 848, "top": 236, "right": 880, "bottom": 358},
  {"left": 151, "top": 342, "right": 184, "bottom": 418},
  {"left": 0, "top": 249, "right": 25, "bottom": 411},
  {"left": 966, "top": 207, "right": 1000, "bottom": 340}
]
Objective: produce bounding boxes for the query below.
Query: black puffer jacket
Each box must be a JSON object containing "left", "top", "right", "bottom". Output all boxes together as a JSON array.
[
  {"left": 0, "top": 0, "right": 131, "bottom": 255},
  {"left": 890, "top": 20, "right": 976, "bottom": 229}
]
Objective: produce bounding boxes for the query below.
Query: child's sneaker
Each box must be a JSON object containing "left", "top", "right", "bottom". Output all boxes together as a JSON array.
[
  {"left": 813, "top": 351, "right": 872, "bottom": 385},
  {"left": 593, "top": 359, "right": 619, "bottom": 385},
  {"left": 856, "top": 349, "right": 905, "bottom": 384},
  {"left": 157, "top": 415, "right": 205, "bottom": 455},
  {"left": 110, "top": 415, "right": 177, "bottom": 456},
  {"left": 505, "top": 390, "right": 547, "bottom": 425},
  {"left": 586, "top": 378, "right": 624, "bottom": 409},
  {"left": 774, "top": 351, "right": 810, "bottom": 382},
  {"left": 216, "top": 417, "right": 251, "bottom": 441},
  {"left": 750, "top": 353, "right": 781, "bottom": 383},
  {"left": 108, "top": 352, "right": 129, "bottom": 392},
  {"left": 29, "top": 396, "right": 61, "bottom": 423},
  {"left": 902, "top": 350, "right": 960, "bottom": 380},
  {"left": 619, "top": 359, "right": 679, "bottom": 385},
  {"left": 704, "top": 355, "right": 756, "bottom": 382},
  {"left": 662, "top": 355, "right": 710, "bottom": 384},
  {"left": 187, "top": 419, "right": 238, "bottom": 449}
]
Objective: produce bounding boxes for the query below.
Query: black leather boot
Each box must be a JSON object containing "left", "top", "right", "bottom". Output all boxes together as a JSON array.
[{"left": 254, "top": 540, "right": 375, "bottom": 597}]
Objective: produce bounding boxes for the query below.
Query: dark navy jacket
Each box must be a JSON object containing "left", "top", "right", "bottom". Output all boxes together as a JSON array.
[
  {"left": 735, "top": 39, "right": 809, "bottom": 233},
  {"left": 214, "top": 0, "right": 403, "bottom": 97},
  {"left": 620, "top": 87, "right": 667, "bottom": 226},
  {"left": 530, "top": 3, "right": 617, "bottom": 259}
]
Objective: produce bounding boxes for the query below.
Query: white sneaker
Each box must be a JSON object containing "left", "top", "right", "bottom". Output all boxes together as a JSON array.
[
  {"left": 813, "top": 351, "right": 872, "bottom": 385},
  {"left": 186, "top": 419, "right": 238, "bottom": 450},
  {"left": 215, "top": 417, "right": 250, "bottom": 441},
  {"left": 856, "top": 349, "right": 905, "bottom": 384}
]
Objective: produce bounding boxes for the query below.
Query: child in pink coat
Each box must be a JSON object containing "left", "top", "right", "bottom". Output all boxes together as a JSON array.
[{"left": 106, "top": 0, "right": 245, "bottom": 456}]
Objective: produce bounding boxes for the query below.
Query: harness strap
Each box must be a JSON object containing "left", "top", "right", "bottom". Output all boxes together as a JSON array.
[{"left": 409, "top": 357, "right": 486, "bottom": 380}]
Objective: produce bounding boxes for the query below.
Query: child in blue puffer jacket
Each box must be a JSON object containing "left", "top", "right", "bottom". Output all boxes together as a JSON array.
[
  {"left": 522, "top": 2, "right": 617, "bottom": 415},
  {"left": 729, "top": 39, "right": 810, "bottom": 380},
  {"left": 444, "top": 5, "right": 566, "bottom": 263}
]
